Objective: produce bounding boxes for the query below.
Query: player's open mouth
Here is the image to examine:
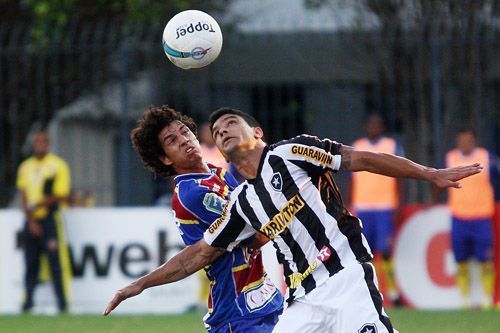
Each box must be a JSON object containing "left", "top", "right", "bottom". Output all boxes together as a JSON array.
[
  {"left": 222, "top": 137, "right": 233, "bottom": 146},
  {"left": 186, "top": 147, "right": 194, "bottom": 154}
]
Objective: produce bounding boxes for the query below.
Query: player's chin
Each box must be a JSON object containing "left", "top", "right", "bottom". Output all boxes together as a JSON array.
[{"left": 222, "top": 144, "right": 237, "bottom": 156}]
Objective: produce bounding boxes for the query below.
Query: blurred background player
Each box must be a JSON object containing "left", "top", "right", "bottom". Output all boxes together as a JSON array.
[
  {"left": 105, "top": 106, "right": 283, "bottom": 332},
  {"left": 443, "top": 127, "right": 500, "bottom": 309},
  {"left": 348, "top": 113, "right": 404, "bottom": 306},
  {"left": 16, "top": 130, "right": 72, "bottom": 314}
]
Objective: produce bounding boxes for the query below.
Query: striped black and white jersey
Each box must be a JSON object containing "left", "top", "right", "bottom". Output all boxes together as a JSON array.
[{"left": 203, "top": 135, "right": 373, "bottom": 304}]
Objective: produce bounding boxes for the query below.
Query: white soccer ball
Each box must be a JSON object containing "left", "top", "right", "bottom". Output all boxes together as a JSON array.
[{"left": 162, "top": 10, "right": 223, "bottom": 70}]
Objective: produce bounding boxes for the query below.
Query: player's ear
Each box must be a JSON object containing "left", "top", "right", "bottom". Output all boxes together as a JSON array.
[
  {"left": 254, "top": 127, "right": 264, "bottom": 140},
  {"left": 159, "top": 154, "right": 173, "bottom": 166}
]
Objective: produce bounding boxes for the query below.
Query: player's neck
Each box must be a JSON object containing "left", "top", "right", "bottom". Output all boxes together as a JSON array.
[
  {"left": 177, "top": 162, "right": 211, "bottom": 175},
  {"left": 33, "top": 152, "right": 48, "bottom": 160},
  {"left": 231, "top": 143, "right": 265, "bottom": 180}
]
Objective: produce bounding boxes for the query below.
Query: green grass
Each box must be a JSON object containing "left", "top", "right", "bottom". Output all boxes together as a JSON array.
[
  {"left": 0, "top": 309, "right": 499, "bottom": 333},
  {"left": 388, "top": 308, "right": 500, "bottom": 333}
]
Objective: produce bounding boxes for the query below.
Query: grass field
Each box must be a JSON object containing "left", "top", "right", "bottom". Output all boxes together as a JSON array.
[{"left": 1, "top": 309, "right": 499, "bottom": 333}]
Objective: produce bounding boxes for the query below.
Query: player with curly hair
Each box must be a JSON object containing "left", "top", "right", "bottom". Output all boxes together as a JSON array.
[{"left": 105, "top": 105, "right": 283, "bottom": 333}]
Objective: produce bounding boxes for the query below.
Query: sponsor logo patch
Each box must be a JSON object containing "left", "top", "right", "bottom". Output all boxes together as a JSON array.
[
  {"left": 316, "top": 246, "right": 332, "bottom": 262},
  {"left": 291, "top": 145, "right": 333, "bottom": 166},
  {"left": 244, "top": 278, "right": 278, "bottom": 313},
  {"left": 208, "top": 203, "right": 229, "bottom": 234},
  {"left": 260, "top": 194, "right": 304, "bottom": 239},
  {"left": 288, "top": 261, "right": 318, "bottom": 289}
]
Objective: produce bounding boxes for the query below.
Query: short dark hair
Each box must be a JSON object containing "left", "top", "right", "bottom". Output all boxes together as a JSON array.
[
  {"left": 457, "top": 125, "right": 476, "bottom": 137},
  {"left": 208, "top": 107, "right": 261, "bottom": 132},
  {"left": 130, "top": 105, "right": 197, "bottom": 177}
]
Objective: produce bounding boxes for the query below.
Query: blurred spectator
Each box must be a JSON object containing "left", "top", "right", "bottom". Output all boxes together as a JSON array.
[
  {"left": 347, "top": 113, "right": 404, "bottom": 307},
  {"left": 16, "top": 131, "right": 72, "bottom": 314},
  {"left": 443, "top": 127, "right": 500, "bottom": 309}
]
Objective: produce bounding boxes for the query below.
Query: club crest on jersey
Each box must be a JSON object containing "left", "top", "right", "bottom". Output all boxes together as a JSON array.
[
  {"left": 203, "top": 193, "right": 225, "bottom": 215},
  {"left": 270, "top": 172, "right": 283, "bottom": 192},
  {"left": 358, "top": 323, "right": 377, "bottom": 333}
]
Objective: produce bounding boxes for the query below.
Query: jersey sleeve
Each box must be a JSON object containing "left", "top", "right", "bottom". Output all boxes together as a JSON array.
[
  {"left": 53, "top": 159, "right": 71, "bottom": 197},
  {"left": 203, "top": 188, "right": 257, "bottom": 251},
  {"left": 16, "top": 161, "right": 27, "bottom": 190},
  {"left": 272, "top": 134, "right": 342, "bottom": 174}
]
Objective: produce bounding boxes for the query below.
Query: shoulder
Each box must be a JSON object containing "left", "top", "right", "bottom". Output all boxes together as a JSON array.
[
  {"left": 270, "top": 134, "right": 321, "bottom": 149},
  {"left": 176, "top": 179, "right": 208, "bottom": 206},
  {"left": 48, "top": 154, "right": 69, "bottom": 168},
  {"left": 352, "top": 138, "right": 366, "bottom": 147},
  {"left": 221, "top": 183, "right": 246, "bottom": 207},
  {"left": 382, "top": 136, "right": 397, "bottom": 144},
  {"left": 446, "top": 148, "right": 459, "bottom": 157},
  {"left": 477, "top": 147, "right": 489, "bottom": 155},
  {"left": 18, "top": 157, "right": 34, "bottom": 170},
  {"left": 270, "top": 134, "right": 341, "bottom": 152}
]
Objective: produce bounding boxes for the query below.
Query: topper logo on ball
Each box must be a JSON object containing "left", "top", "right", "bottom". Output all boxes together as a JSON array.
[{"left": 175, "top": 22, "right": 216, "bottom": 39}]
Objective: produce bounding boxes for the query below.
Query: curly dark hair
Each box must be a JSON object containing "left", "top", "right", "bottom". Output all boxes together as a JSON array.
[{"left": 130, "top": 105, "right": 197, "bottom": 177}]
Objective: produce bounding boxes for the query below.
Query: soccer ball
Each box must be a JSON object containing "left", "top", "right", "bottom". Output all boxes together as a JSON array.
[{"left": 162, "top": 10, "right": 223, "bottom": 70}]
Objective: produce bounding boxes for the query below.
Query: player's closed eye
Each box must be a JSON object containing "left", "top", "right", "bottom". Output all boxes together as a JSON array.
[{"left": 165, "top": 136, "right": 175, "bottom": 145}]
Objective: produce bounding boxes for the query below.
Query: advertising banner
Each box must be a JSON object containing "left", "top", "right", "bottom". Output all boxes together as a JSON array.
[
  {"left": 394, "top": 206, "right": 490, "bottom": 309},
  {"left": 0, "top": 208, "right": 198, "bottom": 314}
]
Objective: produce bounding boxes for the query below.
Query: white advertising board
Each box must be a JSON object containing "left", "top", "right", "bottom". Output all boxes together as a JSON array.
[
  {"left": 0, "top": 209, "right": 24, "bottom": 314},
  {"left": 0, "top": 208, "right": 198, "bottom": 314},
  {"left": 2, "top": 206, "right": 483, "bottom": 313}
]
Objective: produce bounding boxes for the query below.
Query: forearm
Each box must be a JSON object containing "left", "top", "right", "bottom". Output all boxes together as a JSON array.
[
  {"left": 39, "top": 195, "right": 67, "bottom": 208},
  {"left": 20, "top": 191, "right": 32, "bottom": 217},
  {"left": 136, "top": 242, "right": 222, "bottom": 291},
  {"left": 104, "top": 240, "right": 225, "bottom": 316},
  {"left": 351, "top": 151, "right": 435, "bottom": 181}
]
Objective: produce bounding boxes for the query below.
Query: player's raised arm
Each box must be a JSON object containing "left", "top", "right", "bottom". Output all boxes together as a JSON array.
[
  {"left": 339, "top": 144, "right": 483, "bottom": 188},
  {"left": 103, "top": 239, "right": 225, "bottom": 316}
]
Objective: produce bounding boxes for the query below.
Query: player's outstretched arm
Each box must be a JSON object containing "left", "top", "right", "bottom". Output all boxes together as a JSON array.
[
  {"left": 339, "top": 144, "right": 483, "bottom": 188},
  {"left": 103, "top": 239, "right": 225, "bottom": 316}
]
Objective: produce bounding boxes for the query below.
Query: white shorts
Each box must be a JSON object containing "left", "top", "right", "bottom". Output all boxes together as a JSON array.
[{"left": 272, "top": 262, "right": 398, "bottom": 333}]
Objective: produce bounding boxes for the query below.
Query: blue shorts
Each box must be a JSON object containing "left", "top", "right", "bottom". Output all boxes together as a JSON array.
[
  {"left": 208, "top": 310, "right": 281, "bottom": 333},
  {"left": 451, "top": 217, "right": 493, "bottom": 262},
  {"left": 357, "top": 210, "right": 394, "bottom": 254}
]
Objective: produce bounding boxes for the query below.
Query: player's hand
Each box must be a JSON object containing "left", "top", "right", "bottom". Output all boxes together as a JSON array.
[
  {"left": 430, "top": 163, "right": 482, "bottom": 188},
  {"left": 28, "top": 219, "right": 43, "bottom": 238},
  {"left": 103, "top": 281, "right": 143, "bottom": 316}
]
